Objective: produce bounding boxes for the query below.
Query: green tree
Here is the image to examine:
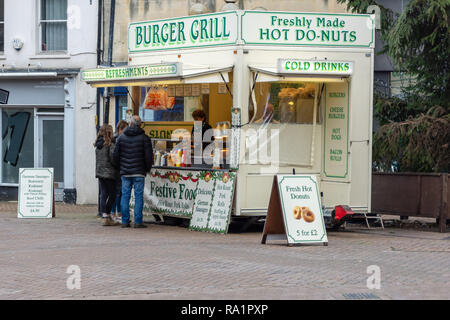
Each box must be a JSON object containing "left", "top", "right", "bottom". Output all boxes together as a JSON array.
[{"left": 338, "top": 0, "right": 450, "bottom": 172}]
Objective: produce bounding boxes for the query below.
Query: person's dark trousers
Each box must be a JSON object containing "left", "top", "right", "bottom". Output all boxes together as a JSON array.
[
  {"left": 99, "top": 178, "right": 117, "bottom": 215},
  {"left": 112, "top": 180, "right": 122, "bottom": 214},
  {"left": 97, "top": 180, "right": 102, "bottom": 217}
]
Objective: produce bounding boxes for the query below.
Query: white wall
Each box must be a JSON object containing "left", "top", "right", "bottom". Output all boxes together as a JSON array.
[{"left": 2, "top": 0, "right": 99, "bottom": 204}]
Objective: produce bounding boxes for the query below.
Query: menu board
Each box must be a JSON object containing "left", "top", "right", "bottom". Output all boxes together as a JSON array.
[
  {"left": 191, "top": 84, "right": 200, "bottom": 96},
  {"left": 323, "top": 82, "right": 349, "bottom": 179},
  {"left": 17, "top": 168, "right": 54, "bottom": 219},
  {"left": 262, "top": 175, "right": 328, "bottom": 246},
  {"left": 201, "top": 83, "right": 210, "bottom": 94},
  {"left": 206, "top": 172, "right": 236, "bottom": 233},
  {"left": 183, "top": 84, "right": 192, "bottom": 97},
  {"left": 189, "top": 173, "right": 216, "bottom": 231},
  {"left": 218, "top": 83, "right": 227, "bottom": 94},
  {"left": 190, "top": 171, "right": 236, "bottom": 234},
  {"left": 175, "top": 84, "right": 184, "bottom": 96}
]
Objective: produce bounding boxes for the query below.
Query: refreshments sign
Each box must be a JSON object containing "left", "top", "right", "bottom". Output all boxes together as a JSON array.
[
  {"left": 81, "top": 63, "right": 181, "bottom": 82},
  {"left": 241, "top": 11, "right": 374, "bottom": 48},
  {"left": 278, "top": 59, "right": 354, "bottom": 76},
  {"left": 129, "top": 11, "right": 239, "bottom": 52}
]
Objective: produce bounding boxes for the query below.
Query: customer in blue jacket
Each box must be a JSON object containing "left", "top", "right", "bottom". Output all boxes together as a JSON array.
[{"left": 112, "top": 115, "right": 153, "bottom": 228}]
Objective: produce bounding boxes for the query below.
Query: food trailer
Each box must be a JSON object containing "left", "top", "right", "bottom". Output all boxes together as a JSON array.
[{"left": 82, "top": 10, "right": 375, "bottom": 233}]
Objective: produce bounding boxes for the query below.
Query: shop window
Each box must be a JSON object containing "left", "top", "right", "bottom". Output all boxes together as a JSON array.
[
  {"left": 117, "top": 95, "right": 129, "bottom": 123},
  {"left": 1, "top": 109, "right": 34, "bottom": 184},
  {"left": 137, "top": 81, "right": 233, "bottom": 167},
  {"left": 249, "top": 81, "right": 322, "bottom": 125},
  {"left": 0, "top": 0, "right": 4, "bottom": 53},
  {"left": 39, "top": 0, "right": 67, "bottom": 52}
]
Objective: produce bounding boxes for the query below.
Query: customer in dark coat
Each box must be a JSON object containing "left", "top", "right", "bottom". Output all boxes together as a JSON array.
[
  {"left": 95, "top": 124, "right": 119, "bottom": 226},
  {"left": 113, "top": 115, "right": 153, "bottom": 228}
]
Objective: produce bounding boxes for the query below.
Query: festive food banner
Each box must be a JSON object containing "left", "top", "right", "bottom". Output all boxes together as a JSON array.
[
  {"left": 144, "top": 169, "right": 199, "bottom": 217},
  {"left": 142, "top": 168, "right": 236, "bottom": 234},
  {"left": 262, "top": 175, "right": 328, "bottom": 246}
]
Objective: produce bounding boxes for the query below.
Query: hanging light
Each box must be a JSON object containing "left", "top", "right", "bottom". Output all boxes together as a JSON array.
[
  {"left": 189, "top": 1, "right": 208, "bottom": 15},
  {"left": 221, "top": 0, "right": 239, "bottom": 11}
]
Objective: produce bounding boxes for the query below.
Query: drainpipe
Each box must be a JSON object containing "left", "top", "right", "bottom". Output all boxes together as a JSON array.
[
  {"left": 103, "top": 0, "right": 116, "bottom": 124},
  {"left": 96, "top": 0, "right": 102, "bottom": 131}
]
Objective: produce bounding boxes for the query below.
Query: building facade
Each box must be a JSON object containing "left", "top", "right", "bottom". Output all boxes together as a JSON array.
[
  {"left": 0, "top": 0, "right": 98, "bottom": 204},
  {"left": 100, "top": 0, "right": 350, "bottom": 141},
  {"left": 0, "top": 0, "right": 360, "bottom": 205}
]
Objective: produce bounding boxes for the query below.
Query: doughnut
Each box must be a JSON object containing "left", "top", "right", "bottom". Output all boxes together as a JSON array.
[
  {"left": 302, "top": 208, "right": 315, "bottom": 223},
  {"left": 293, "top": 206, "right": 302, "bottom": 220}
]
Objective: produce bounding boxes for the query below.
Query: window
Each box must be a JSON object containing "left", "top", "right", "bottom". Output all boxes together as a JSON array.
[
  {"left": 1, "top": 109, "right": 34, "bottom": 184},
  {"left": 249, "top": 81, "right": 322, "bottom": 125},
  {"left": 0, "top": 0, "right": 4, "bottom": 52},
  {"left": 39, "top": 0, "right": 67, "bottom": 52}
]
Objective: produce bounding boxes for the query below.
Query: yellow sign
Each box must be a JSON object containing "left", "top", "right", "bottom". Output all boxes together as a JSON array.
[{"left": 143, "top": 121, "right": 193, "bottom": 139}]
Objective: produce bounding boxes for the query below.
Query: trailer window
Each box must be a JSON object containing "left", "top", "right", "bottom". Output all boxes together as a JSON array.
[{"left": 249, "top": 81, "right": 322, "bottom": 125}]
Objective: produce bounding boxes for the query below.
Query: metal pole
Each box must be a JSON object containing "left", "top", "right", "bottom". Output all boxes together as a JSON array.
[
  {"left": 96, "top": 0, "right": 102, "bottom": 131},
  {"left": 96, "top": 0, "right": 103, "bottom": 216},
  {"left": 104, "top": 0, "right": 116, "bottom": 124}
]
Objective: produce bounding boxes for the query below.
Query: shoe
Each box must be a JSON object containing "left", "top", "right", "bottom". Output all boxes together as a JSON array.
[
  {"left": 102, "top": 216, "right": 115, "bottom": 226},
  {"left": 110, "top": 217, "right": 121, "bottom": 226},
  {"left": 133, "top": 223, "right": 147, "bottom": 228},
  {"left": 121, "top": 223, "right": 131, "bottom": 228}
]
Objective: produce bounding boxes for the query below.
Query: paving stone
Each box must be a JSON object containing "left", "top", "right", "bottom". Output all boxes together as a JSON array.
[{"left": 0, "top": 202, "right": 448, "bottom": 299}]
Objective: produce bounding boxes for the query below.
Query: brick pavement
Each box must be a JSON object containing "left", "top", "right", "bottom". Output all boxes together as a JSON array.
[{"left": 0, "top": 202, "right": 449, "bottom": 300}]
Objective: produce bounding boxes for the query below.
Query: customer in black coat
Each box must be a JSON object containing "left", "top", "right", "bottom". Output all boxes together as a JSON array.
[
  {"left": 95, "top": 124, "right": 120, "bottom": 227},
  {"left": 112, "top": 115, "right": 153, "bottom": 228}
]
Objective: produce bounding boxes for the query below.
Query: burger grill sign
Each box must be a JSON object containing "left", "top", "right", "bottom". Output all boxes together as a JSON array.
[
  {"left": 129, "top": 11, "right": 239, "bottom": 52},
  {"left": 127, "top": 11, "right": 374, "bottom": 53}
]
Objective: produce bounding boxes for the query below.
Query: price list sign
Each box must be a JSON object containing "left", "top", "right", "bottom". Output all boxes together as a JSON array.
[{"left": 18, "top": 168, "right": 54, "bottom": 218}]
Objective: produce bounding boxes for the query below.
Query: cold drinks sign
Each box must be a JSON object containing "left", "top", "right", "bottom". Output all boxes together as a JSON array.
[{"left": 128, "top": 11, "right": 374, "bottom": 53}]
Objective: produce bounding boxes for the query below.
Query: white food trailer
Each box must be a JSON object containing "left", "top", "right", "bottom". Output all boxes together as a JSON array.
[{"left": 83, "top": 10, "right": 375, "bottom": 232}]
